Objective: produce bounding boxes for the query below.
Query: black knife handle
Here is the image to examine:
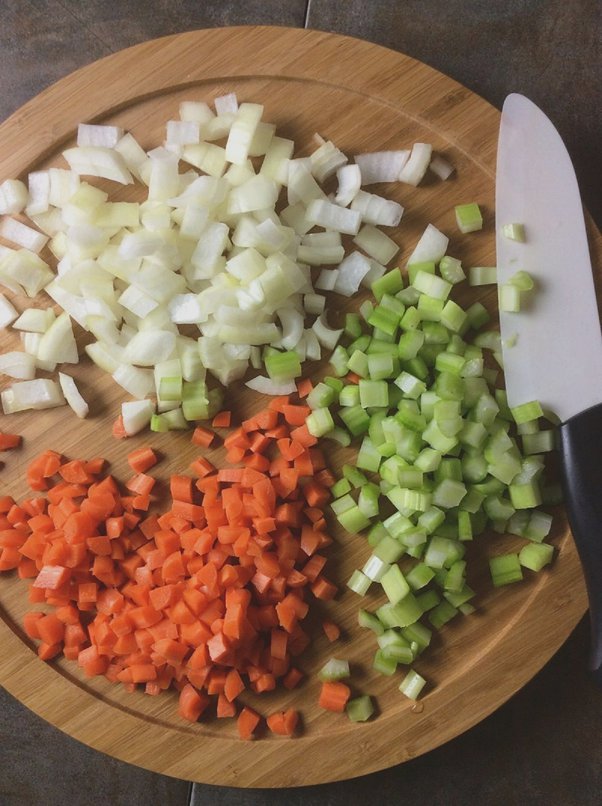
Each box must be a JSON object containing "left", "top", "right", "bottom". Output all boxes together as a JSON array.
[{"left": 559, "top": 401, "right": 602, "bottom": 685}]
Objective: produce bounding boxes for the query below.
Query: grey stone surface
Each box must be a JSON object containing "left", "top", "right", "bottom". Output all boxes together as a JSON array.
[
  {"left": 0, "top": 687, "right": 192, "bottom": 806},
  {"left": 0, "top": 0, "right": 308, "bottom": 122},
  {"left": 0, "top": 0, "right": 110, "bottom": 121},
  {"left": 0, "top": 1, "right": 601, "bottom": 804},
  {"left": 57, "top": 0, "right": 307, "bottom": 54}
]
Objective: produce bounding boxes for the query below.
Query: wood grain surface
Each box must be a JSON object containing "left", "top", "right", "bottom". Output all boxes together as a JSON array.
[{"left": 0, "top": 26, "right": 595, "bottom": 787}]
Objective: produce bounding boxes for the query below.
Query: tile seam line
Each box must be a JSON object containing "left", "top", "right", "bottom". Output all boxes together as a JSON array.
[
  {"left": 52, "top": 0, "right": 117, "bottom": 54},
  {"left": 304, "top": 0, "right": 313, "bottom": 28}
]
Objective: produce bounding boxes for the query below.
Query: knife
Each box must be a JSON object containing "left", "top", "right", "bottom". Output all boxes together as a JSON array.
[{"left": 496, "top": 93, "right": 602, "bottom": 682}]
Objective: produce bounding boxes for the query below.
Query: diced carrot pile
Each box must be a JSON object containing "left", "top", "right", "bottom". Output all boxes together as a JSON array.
[{"left": 0, "top": 398, "right": 337, "bottom": 739}]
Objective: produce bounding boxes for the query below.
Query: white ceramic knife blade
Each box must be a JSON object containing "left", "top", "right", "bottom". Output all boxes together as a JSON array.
[
  {"left": 496, "top": 93, "right": 602, "bottom": 423},
  {"left": 497, "top": 94, "right": 602, "bottom": 681}
]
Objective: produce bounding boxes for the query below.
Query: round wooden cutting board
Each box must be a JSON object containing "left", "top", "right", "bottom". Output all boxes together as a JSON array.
[{"left": 0, "top": 26, "right": 596, "bottom": 787}]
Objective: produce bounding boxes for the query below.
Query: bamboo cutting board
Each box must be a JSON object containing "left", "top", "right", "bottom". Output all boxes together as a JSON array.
[{"left": 0, "top": 26, "right": 596, "bottom": 787}]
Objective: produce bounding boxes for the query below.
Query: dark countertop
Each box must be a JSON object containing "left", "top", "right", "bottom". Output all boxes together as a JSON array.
[{"left": 0, "top": 2, "right": 600, "bottom": 804}]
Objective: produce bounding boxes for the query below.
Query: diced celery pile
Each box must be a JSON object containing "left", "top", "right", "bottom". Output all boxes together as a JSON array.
[{"left": 305, "top": 250, "right": 557, "bottom": 703}]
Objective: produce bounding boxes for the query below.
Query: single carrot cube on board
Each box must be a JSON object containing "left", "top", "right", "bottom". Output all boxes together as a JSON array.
[
  {"left": 318, "top": 681, "right": 351, "bottom": 713},
  {"left": 267, "top": 708, "right": 299, "bottom": 737},
  {"left": 237, "top": 706, "right": 261, "bottom": 740}
]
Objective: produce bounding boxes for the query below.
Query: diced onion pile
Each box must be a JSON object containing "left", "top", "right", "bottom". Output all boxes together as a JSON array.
[{"left": 0, "top": 95, "right": 451, "bottom": 432}]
